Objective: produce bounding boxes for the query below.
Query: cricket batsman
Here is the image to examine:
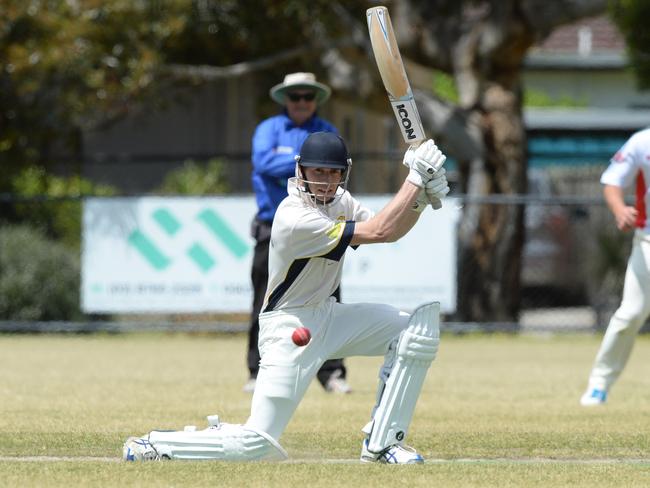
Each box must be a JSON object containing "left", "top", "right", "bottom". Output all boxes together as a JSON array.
[{"left": 124, "top": 131, "right": 449, "bottom": 463}]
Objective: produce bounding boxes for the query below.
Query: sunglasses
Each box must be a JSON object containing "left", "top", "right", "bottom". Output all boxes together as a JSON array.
[{"left": 287, "top": 92, "right": 316, "bottom": 102}]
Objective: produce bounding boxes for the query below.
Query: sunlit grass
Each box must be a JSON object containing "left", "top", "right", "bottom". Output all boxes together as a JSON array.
[{"left": 1, "top": 332, "right": 650, "bottom": 487}]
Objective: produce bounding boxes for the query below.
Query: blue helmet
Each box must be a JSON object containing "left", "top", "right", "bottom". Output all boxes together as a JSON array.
[
  {"left": 296, "top": 132, "right": 351, "bottom": 171},
  {"left": 294, "top": 132, "right": 352, "bottom": 205}
]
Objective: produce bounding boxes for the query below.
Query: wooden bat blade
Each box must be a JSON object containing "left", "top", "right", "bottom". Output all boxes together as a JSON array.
[
  {"left": 366, "top": 6, "right": 410, "bottom": 100},
  {"left": 367, "top": 6, "right": 426, "bottom": 145}
]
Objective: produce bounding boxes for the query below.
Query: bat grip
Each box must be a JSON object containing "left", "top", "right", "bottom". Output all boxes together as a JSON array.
[{"left": 428, "top": 194, "right": 442, "bottom": 210}]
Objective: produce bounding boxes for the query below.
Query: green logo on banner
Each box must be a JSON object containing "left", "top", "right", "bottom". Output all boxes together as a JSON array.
[{"left": 128, "top": 207, "right": 248, "bottom": 272}]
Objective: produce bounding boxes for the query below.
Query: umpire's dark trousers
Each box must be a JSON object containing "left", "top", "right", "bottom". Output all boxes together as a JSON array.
[{"left": 247, "top": 219, "right": 347, "bottom": 388}]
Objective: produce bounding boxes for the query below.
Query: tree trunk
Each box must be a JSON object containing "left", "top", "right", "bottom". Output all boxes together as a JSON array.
[{"left": 455, "top": 83, "right": 527, "bottom": 322}]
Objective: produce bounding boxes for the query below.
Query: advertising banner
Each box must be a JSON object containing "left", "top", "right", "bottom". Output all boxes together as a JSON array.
[{"left": 82, "top": 196, "right": 459, "bottom": 313}]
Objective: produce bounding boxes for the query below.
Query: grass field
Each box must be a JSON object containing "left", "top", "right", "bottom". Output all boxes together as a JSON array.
[{"left": 1, "top": 331, "right": 650, "bottom": 487}]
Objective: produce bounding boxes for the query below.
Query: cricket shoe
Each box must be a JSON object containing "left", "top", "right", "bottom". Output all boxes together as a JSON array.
[
  {"left": 123, "top": 436, "right": 167, "bottom": 461},
  {"left": 324, "top": 371, "right": 352, "bottom": 394},
  {"left": 360, "top": 438, "right": 424, "bottom": 464},
  {"left": 580, "top": 387, "right": 608, "bottom": 406},
  {"left": 242, "top": 378, "right": 257, "bottom": 394}
]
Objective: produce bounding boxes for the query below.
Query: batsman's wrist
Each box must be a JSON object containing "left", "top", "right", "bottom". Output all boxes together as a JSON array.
[
  {"left": 411, "top": 191, "right": 429, "bottom": 213},
  {"left": 406, "top": 169, "right": 426, "bottom": 188}
]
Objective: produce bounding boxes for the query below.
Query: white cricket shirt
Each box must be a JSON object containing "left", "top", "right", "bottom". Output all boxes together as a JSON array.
[
  {"left": 601, "top": 127, "right": 650, "bottom": 233},
  {"left": 262, "top": 179, "right": 373, "bottom": 312}
]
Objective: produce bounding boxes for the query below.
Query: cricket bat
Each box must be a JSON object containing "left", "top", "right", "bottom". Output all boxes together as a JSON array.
[
  {"left": 366, "top": 6, "right": 426, "bottom": 146},
  {"left": 366, "top": 6, "right": 442, "bottom": 208}
]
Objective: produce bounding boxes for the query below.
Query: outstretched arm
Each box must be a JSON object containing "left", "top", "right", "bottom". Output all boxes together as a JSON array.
[{"left": 351, "top": 181, "right": 421, "bottom": 245}]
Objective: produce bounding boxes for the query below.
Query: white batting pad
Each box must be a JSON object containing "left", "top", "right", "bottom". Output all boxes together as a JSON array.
[
  {"left": 148, "top": 420, "right": 288, "bottom": 461},
  {"left": 365, "top": 302, "right": 440, "bottom": 453}
]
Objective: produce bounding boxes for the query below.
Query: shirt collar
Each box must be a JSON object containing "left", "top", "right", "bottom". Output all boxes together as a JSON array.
[{"left": 282, "top": 109, "right": 318, "bottom": 129}]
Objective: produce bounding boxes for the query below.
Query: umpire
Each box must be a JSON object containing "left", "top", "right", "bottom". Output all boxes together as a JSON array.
[{"left": 246, "top": 72, "right": 351, "bottom": 394}]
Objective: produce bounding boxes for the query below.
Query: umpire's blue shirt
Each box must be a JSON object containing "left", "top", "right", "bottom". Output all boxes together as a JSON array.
[{"left": 251, "top": 111, "right": 337, "bottom": 223}]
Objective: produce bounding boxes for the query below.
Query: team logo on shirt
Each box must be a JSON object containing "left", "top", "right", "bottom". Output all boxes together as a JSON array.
[
  {"left": 613, "top": 151, "right": 627, "bottom": 162},
  {"left": 327, "top": 222, "right": 344, "bottom": 239}
]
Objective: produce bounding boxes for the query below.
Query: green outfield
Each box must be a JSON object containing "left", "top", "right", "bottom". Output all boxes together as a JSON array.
[{"left": 1, "top": 332, "right": 650, "bottom": 487}]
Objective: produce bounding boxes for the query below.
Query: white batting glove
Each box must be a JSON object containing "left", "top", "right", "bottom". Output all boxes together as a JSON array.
[
  {"left": 425, "top": 167, "right": 449, "bottom": 199},
  {"left": 425, "top": 168, "right": 449, "bottom": 209},
  {"left": 412, "top": 169, "right": 449, "bottom": 211},
  {"left": 403, "top": 140, "right": 447, "bottom": 188},
  {"left": 411, "top": 189, "right": 429, "bottom": 213}
]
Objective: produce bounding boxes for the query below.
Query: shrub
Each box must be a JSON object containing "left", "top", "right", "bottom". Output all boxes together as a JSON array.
[
  {"left": 11, "top": 166, "right": 118, "bottom": 250},
  {"left": 0, "top": 224, "right": 83, "bottom": 321},
  {"left": 156, "top": 158, "right": 229, "bottom": 195}
]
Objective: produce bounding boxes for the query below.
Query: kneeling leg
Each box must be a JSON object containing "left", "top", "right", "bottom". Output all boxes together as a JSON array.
[{"left": 363, "top": 302, "right": 440, "bottom": 457}]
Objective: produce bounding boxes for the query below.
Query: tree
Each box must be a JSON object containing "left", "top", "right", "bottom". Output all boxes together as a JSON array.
[
  {"left": 384, "top": 0, "right": 609, "bottom": 321},
  {"left": 0, "top": 0, "right": 186, "bottom": 189},
  {"left": 610, "top": 0, "right": 650, "bottom": 89},
  {"left": 1, "top": 0, "right": 616, "bottom": 322},
  {"left": 0, "top": 0, "right": 366, "bottom": 191}
]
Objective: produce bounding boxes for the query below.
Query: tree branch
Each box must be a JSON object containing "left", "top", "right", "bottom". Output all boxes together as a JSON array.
[{"left": 162, "top": 38, "right": 357, "bottom": 81}]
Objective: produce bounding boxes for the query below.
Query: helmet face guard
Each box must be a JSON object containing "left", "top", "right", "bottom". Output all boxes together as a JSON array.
[
  {"left": 294, "top": 163, "right": 350, "bottom": 205},
  {"left": 294, "top": 132, "right": 352, "bottom": 206}
]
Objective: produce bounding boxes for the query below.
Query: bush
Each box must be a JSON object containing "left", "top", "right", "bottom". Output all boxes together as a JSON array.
[
  {"left": 0, "top": 224, "right": 83, "bottom": 321},
  {"left": 156, "top": 158, "right": 229, "bottom": 195},
  {"left": 10, "top": 166, "right": 118, "bottom": 250}
]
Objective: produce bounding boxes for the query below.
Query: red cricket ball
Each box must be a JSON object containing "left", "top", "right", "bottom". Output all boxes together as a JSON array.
[{"left": 291, "top": 327, "right": 311, "bottom": 347}]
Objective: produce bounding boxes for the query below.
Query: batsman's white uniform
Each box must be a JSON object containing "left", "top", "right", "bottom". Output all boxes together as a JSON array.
[
  {"left": 585, "top": 128, "right": 650, "bottom": 394},
  {"left": 139, "top": 178, "right": 440, "bottom": 461},
  {"left": 248, "top": 180, "right": 438, "bottom": 444}
]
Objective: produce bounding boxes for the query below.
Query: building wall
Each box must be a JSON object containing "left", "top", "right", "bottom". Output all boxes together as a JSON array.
[
  {"left": 81, "top": 73, "right": 397, "bottom": 194},
  {"left": 523, "top": 69, "right": 650, "bottom": 109}
]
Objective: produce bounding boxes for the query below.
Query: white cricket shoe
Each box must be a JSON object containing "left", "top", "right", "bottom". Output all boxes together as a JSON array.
[
  {"left": 360, "top": 438, "right": 424, "bottom": 464},
  {"left": 580, "top": 387, "right": 608, "bottom": 406},
  {"left": 242, "top": 378, "right": 257, "bottom": 393},
  {"left": 123, "top": 436, "right": 164, "bottom": 461},
  {"left": 324, "top": 373, "right": 352, "bottom": 394}
]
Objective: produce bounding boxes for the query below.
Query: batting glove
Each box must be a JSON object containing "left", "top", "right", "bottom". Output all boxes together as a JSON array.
[
  {"left": 412, "top": 169, "right": 449, "bottom": 212},
  {"left": 425, "top": 168, "right": 449, "bottom": 204},
  {"left": 411, "top": 189, "right": 430, "bottom": 213},
  {"left": 403, "top": 140, "right": 447, "bottom": 188}
]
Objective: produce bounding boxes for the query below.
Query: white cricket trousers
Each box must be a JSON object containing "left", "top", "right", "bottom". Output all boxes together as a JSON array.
[
  {"left": 588, "top": 230, "right": 650, "bottom": 390},
  {"left": 245, "top": 297, "right": 410, "bottom": 440}
]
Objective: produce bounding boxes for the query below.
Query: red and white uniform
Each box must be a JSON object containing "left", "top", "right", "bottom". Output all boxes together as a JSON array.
[
  {"left": 600, "top": 127, "right": 650, "bottom": 233},
  {"left": 586, "top": 128, "right": 650, "bottom": 394}
]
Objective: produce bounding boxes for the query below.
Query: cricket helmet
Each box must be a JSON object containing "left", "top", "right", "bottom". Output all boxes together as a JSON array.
[
  {"left": 294, "top": 132, "right": 352, "bottom": 205},
  {"left": 296, "top": 132, "right": 351, "bottom": 170}
]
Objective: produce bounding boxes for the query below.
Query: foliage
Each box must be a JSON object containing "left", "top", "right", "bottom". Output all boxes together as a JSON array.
[
  {"left": 610, "top": 0, "right": 650, "bottom": 89},
  {"left": 432, "top": 70, "right": 459, "bottom": 103},
  {"left": 155, "top": 158, "right": 229, "bottom": 195},
  {"left": 0, "top": 224, "right": 83, "bottom": 320},
  {"left": 0, "top": 1, "right": 190, "bottom": 184},
  {"left": 432, "top": 69, "right": 589, "bottom": 107},
  {"left": 523, "top": 89, "right": 588, "bottom": 108},
  {"left": 0, "top": 0, "right": 370, "bottom": 187},
  {"left": 10, "top": 166, "right": 117, "bottom": 249},
  {"left": 161, "top": 0, "right": 368, "bottom": 66}
]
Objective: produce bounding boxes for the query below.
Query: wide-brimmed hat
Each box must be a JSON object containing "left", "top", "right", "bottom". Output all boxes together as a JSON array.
[{"left": 269, "top": 72, "right": 331, "bottom": 106}]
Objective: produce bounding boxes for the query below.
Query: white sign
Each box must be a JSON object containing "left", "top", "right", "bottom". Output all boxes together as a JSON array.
[
  {"left": 341, "top": 196, "right": 459, "bottom": 313},
  {"left": 82, "top": 196, "right": 459, "bottom": 313},
  {"left": 82, "top": 197, "right": 256, "bottom": 313}
]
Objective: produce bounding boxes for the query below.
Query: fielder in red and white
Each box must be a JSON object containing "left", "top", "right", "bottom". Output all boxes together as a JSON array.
[
  {"left": 581, "top": 127, "right": 650, "bottom": 406},
  {"left": 124, "top": 131, "right": 449, "bottom": 463}
]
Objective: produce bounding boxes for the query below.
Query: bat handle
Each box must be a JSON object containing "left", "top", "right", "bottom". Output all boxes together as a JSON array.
[{"left": 428, "top": 195, "right": 442, "bottom": 210}]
